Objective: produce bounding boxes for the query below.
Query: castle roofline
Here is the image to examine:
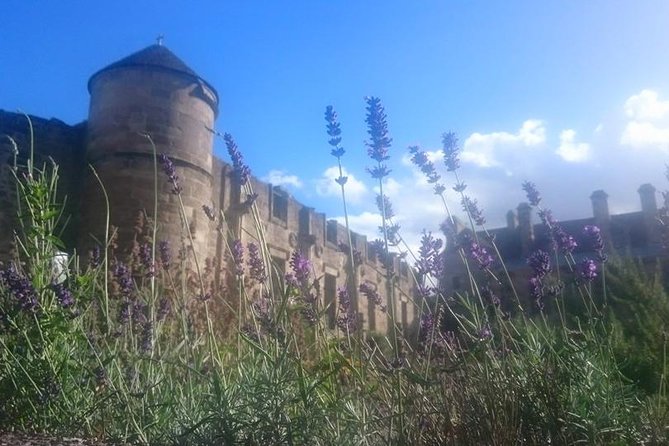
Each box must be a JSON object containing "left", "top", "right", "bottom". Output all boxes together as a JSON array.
[{"left": 87, "top": 44, "right": 219, "bottom": 114}]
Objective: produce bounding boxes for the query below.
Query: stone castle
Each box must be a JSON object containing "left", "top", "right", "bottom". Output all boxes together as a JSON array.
[
  {"left": 0, "top": 44, "right": 416, "bottom": 334},
  {"left": 441, "top": 185, "right": 667, "bottom": 301}
]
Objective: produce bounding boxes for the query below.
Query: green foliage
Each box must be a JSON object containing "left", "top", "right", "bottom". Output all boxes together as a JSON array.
[{"left": 2, "top": 116, "right": 669, "bottom": 445}]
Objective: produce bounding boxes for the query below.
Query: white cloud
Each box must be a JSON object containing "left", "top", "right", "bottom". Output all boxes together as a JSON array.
[
  {"left": 621, "top": 121, "right": 669, "bottom": 150},
  {"left": 263, "top": 169, "right": 303, "bottom": 188},
  {"left": 461, "top": 119, "right": 546, "bottom": 168},
  {"left": 555, "top": 129, "right": 590, "bottom": 162},
  {"left": 620, "top": 90, "right": 669, "bottom": 150},
  {"left": 316, "top": 166, "right": 368, "bottom": 203},
  {"left": 336, "top": 212, "right": 382, "bottom": 241},
  {"left": 624, "top": 89, "right": 669, "bottom": 121}
]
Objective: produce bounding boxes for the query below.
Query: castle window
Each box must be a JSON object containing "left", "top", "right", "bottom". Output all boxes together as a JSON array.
[
  {"left": 272, "top": 187, "right": 288, "bottom": 223},
  {"left": 324, "top": 273, "right": 337, "bottom": 329},
  {"left": 326, "top": 220, "right": 338, "bottom": 245}
]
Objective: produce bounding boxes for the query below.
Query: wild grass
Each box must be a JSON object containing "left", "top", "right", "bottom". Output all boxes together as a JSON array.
[{"left": 1, "top": 102, "right": 669, "bottom": 445}]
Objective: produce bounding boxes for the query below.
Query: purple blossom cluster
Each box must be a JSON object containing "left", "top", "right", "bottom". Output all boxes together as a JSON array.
[
  {"left": 408, "top": 146, "right": 442, "bottom": 188},
  {"left": 0, "top": 264, "right": 38, "bottom": 312},
  {"left": 442, "top": 132, "right": 460, "bottom": 172},
  {"left": 538, "top": 207, "right": 577, "bottom": 255},
  {"left": 336, "top": 287, "right": 359, "bottom": 333},
  {"left": 527, "top": 249, "right": 551, "bottom": 310},
  {"left": 337, "top": 242, "right": 363, "bottom": 267},
  {"left": 522, "top": 181, "right": 541, "bottom": 206},
  {"left": 289, "top": 251, "right": 311, "bottom": 283},
  {"left": 577, "top": 259, "right": 598, "bottom": 282},
  {"left": 247, "top": 242, "right": 266, "bottom": 283},
  {"left": 51, "top": 282, "right": 74, "bottom": 309},
  {"left": 359, "top": 283, "right": 386, "bottom": 312},
  {"left": 469, "top": 242, "right": 494, "bottom": 270},
  {"left": 113, "top": 262, "right": 134, "bottom": 298},
  {"left": 461, "top": 196, "right": 486, "bottom": 226},
  {"left": 583, "top": 225, "right": 607, "bottom": 263},
  {"left": 324, "top": 106, "right": 345, "bottom": 159},
  {"left": 224, "top": 133, "right": 251, "bottom": 186},
  {"left": 138, "top": 243, "right": 156, "bottom": 278},
  {"left": 365, "top": 97, "right": 392, "bottom": 163},
  {"left": 527, "top": 250, "right": 551, "bottom": 279},
  {"left": 139, "top": 321, "right": 153, "bottom": 354},
  {"left": 89, "top": 245, "right": 101, "bottom": 268},
  {"left": 376, "top": 194, "right": 395, "bottom": 219},
  {"left": 416, "top": 231, "right": 444, "bottom": 279},
  {"left": 159, "top": 153, "right": 182, "bottom": 195},
  {"left": 231, "top": 239, "right": 244, "bottom": 277},
  {"left": 158, "top": 240, "right": 171, "bottom": 270},
  {"left": 157, "top": 297, "right": 171, "bottom": 322}
]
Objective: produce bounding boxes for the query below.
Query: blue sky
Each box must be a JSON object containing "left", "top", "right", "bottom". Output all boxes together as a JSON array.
[{"left": 3, "top": 1, "right": 669, "bottom": 250}]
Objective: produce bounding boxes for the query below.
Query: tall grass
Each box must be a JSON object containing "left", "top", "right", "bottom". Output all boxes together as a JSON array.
[{"left": 1, "top": 106, "right": 668, "bottom": 445}]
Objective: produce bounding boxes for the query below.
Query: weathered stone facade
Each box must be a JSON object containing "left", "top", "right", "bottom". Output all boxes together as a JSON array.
[
  {"left": 0, "top": 44, "right": 416, "bottom": 335},
  {"left": 441, "top": 186, "right": 667, "bottom": 305}
]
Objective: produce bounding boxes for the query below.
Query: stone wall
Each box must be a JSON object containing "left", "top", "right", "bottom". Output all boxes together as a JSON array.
[{"left": 0, "top": 111, "right": 85, "bottom": 260}]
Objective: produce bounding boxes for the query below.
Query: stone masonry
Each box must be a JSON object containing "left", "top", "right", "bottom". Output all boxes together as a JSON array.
[{"left": 0, "top": 44, "right": 416, "bottom": 335}]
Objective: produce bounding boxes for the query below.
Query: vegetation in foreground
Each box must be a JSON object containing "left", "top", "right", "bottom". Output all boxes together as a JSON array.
[{"left": 1, "top": 102, "right": 669, "bottom": 445}]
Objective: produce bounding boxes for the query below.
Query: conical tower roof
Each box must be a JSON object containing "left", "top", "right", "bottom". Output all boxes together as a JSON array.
[{"left": 88, "top": 44, "right": 218, "bottom": 106}]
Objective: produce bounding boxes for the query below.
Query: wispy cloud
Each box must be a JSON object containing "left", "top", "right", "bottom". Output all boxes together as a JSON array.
[
  {"left": 316, "top": 166, "right": 368, "bottom": 203},
  {"left": 263, "top": 169, "right": 303, "bottom": 188}
]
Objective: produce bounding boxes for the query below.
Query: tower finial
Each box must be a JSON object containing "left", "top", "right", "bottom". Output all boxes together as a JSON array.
[{"left": 156, "top": 34, "right": 164, "bottom": 46}]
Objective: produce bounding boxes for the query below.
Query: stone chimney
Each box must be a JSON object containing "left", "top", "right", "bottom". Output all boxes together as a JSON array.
[
  {"left": 517, "top": 202, "right": 533, "bottom": 257},
  {"left": 506, "top": 209, "right": 517, "bottom": 230},
  {"left": 590, "top": 190, "right": 611, "bottom": 248},
  {"left": 638, "top": 183, "right": 658, "bottom": 244}
]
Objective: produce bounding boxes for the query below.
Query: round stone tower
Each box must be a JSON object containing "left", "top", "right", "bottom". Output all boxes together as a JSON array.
[{"left": 79, "top": 44, "right": 218, "bottom": 260}]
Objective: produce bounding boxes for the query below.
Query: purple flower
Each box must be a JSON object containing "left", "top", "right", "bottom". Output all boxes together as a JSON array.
[
  {"left": 89, "top": 245, "right": 101, "bottom": 268},
  {"left": 336, "top": 287, "right": 358, "bottom": 332},
  {"left": 231, "top": 239, "right": 244, "bottom": 277},
  {"left": 51, "top": 283, "right": 74, "bottom": 309},
  {"left": 376, "top": 194, "right": 395, "bottom": 219},
  {"left": 522, "top": 181, "right": 541, "bottom": 206},
  {"left": 416, "top": 231, "right": 444, "bottom": 278},
  {"left": 224, "top": 133, "right": 251, "bottom": 186},
  {"left": 247, "top": 242, "right": 266, "bottom": 283},
  {"left": 478, "top": 325, "right": 493, "bottom": 341},
  {"left": 527, "top": 250, "right": 551, "bottom": 279},
  {"left": 325, "top": 106, "right": 345, "bottom": 158},
  {"left": 468, "top": 242, "right": 494, "bottom": 270},
  {"left": 157, "top": 297, "right": 171, "bottom": 322},
  {"left": 442, "top": 132, "right": 460, "bottom": 172},
  {"left": 365, "top": 97, "right": 392, "bottom": 163},
  {"left": 158, "top": 240, "right": 171, "bottom": 270},
  {"left": 118, "top": 300, "right": 131, "bottom": 325},
  {"left": 359, "top": 283, "right": 386, "bottom": 312},
  {"left": 0, "top": 264, "right": 38, "bottom": 312},
  {"left": 453, "top": 182, "right": 467, "bottom": 193},
  {"left": 461, "top": 196, "right": 486, "bottom": 226},
  {"left": 529, "top": 276, "right": 543, "bottom": 304},
  {"left": 159, "top": 153, "right": 182, "bottom": 195},
  {"left": 113, "top": 262, "right": 133, "bottom": 297},
  {"left": 578, "top": 259, "right": 598, "bottom": 282},
  {"left": 138, "top": 243, "right": 156, "bottom": 278},
  {"left": 140, "top": 321, "right": 153, "bottom": 354},
  {"left": 554, "top": 227, "right": 577, "bottom": 254},
  {"left": 481, "top": 286, "right": 500, "bottom": 307},
  {"left": 289, "top": 251, "right": 311, "bottom": 283},
  {"left": 409, "top": 146, "right": 441, "bottom": 184},
  {"left": 583, "top": 224, "right": 607, "bottom": 262},
  {"left": 366, "top": 165, "right": 391, "bottom": 179}
]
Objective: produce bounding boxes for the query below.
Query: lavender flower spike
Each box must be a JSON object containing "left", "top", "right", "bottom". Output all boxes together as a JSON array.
[
  {"left": 522, "top": 181, "right": 541, "bottom": 206},
  {"left": 224, "top": 133, "right": 251, "bottom": 186},
  {"left": 159, "top": 153, "right": 182, "bottom": 195}
]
